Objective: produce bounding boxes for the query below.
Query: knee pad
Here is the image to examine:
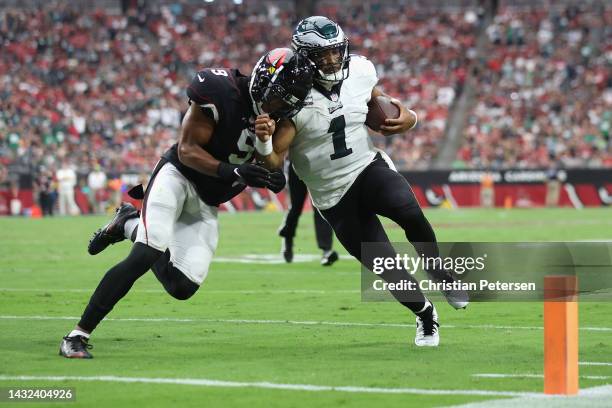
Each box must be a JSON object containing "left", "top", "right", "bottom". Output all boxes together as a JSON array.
[{"left": 168, "top": 269, "right": 199, "bottom": 300}]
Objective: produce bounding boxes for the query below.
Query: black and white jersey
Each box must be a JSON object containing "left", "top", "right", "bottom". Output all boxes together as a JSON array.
[
  {"left": 289, "top": 56, "right": 385, "bottom": 210},
  {"left": 162, "top": 68, "right": 256, "bottom": 206}
]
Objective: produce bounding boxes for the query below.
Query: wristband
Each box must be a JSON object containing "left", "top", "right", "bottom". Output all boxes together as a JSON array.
[
  {"left": 217, "top": 162, "right": 238, "bottom": 183},
  {"left": 255, "top": 137, "right": 273, "bottom": 156}
]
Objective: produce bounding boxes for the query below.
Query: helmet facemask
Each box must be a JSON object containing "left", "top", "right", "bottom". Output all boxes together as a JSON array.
[
  {"left": 303, "top": 40, "right": 350, "bottom": 84},
  {"left": 259, "top": 82, "right": 307, "bottom": 121}
]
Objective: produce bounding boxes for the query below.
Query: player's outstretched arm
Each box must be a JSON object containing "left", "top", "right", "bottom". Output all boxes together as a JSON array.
[
  {"left": 178, "top": 105, "right": 270, "bottom": 187},
  {"left": 177, "top": 104, "right": 220, "bottom": 176},
  {"left": 254, "top": 114, "right": 296, "bottom": 170},
  {"left": 372, "top": 87, "right": 418, "bottom": 136}
]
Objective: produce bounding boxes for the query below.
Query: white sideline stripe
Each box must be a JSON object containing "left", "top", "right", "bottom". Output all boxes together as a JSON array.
[
  {"left": 0, "top": 375, "right": 541, "bottom": 397},
  {"left": 445, "top": 385, "right": 612, "bottom": 408},
  {"left": 0, "top": 288, "right": 359, "bottom": 294},
  {"left": 213, "top": 253, "right": 352, "bottom": 264},
  {"left": 580, "top": 362, "right": 612, "bottom": 367},
  {"left": 0, "top": 315, "right": 421, "bottom": 327},
  {"left": 474, "top": 374, "right": 610, "bottom": 380},
  {"left": 1, "top": 315, "right": 612, "bottom": 332}
]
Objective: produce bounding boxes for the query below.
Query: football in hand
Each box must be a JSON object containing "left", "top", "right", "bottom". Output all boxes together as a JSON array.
[{"left": 365, "top": 95, "right": 400, "bottom": 132}]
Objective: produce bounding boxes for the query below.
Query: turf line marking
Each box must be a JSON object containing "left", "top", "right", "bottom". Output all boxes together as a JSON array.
[
  {"left": 0, "top": 288, "right": 359, "bottom": 294},
  {"left": 580, "top": 362, "right": 612, "bottom": 367},
  {"left": 0, "top": 375, "right": 541, "bottom": 397},
  {"left": 213, "top": 254, "right": 353, "bottom": 264},
  {"left": 445, "top": 385, "right": 612, "bottom": 407},
  {"left": 474, "top": 374, "right": 610, "bottom": 380},
  {"left": 1, "top": 315, "right": 611, "bottom": 332}
]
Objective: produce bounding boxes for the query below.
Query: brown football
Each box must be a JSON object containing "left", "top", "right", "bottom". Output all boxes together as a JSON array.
[{"left": 365, "top": 95, "right": 400, "bottom": 132}]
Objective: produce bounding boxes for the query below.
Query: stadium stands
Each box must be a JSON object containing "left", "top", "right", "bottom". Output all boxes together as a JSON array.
[
  {"left": 0, "top": 1, "right": 609, "bottom": 214},
  {"left": 456, "top": 5, "right": 611, "bottom": 169}
]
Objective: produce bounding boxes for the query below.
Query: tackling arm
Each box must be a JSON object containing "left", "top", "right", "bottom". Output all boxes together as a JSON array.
[
  {"left": 177, "top": 104, "right": 220, "bottom": 177},
  {"left": 254, "top": 115, "right": 297, "bottom": 170},
  {"left": 178, "top": 105, "right": 271, "bottom": 188}
]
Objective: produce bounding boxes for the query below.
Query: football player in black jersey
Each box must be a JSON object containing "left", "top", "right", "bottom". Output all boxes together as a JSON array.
[{"left": 59, "top": 48, "right": 314, "bottom": 359}]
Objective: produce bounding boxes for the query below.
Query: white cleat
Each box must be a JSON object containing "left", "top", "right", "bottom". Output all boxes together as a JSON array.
[{"left": 415, "top": 302, "right": 440, "bottom": 347}]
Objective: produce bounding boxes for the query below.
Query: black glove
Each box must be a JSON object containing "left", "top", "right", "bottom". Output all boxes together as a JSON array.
[
  {"left": 266, "top": 168, "right": 286, "bottom": 193},
  {"left": 217, "top": 162, "right": 270, "bottom": 188},
  {"left": 127, "top": 184, "right": 145, "bottom": 200}
]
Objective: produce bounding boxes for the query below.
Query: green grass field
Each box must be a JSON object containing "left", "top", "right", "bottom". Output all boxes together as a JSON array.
[{"left": 0, "top": 208, "right": 611, "bottom": 407}]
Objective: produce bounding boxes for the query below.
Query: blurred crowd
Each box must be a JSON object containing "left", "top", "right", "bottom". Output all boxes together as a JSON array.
[
  {"left": 0, "top": 1, "right": 610, "bottom": 215},
  {"left": 456, "top": 5, "right": 612, "bottom": 169},
  {"left": 320, "top": 1, "right": 481, "bottom": 169}
]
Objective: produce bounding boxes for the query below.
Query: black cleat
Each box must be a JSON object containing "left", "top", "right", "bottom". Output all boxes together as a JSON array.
[
  {"left": 321, "top": 250, "right": 339, "bottom": 266},
  {"left": 281, "top": 236, "right": 294, "bottom": 263},
  {"left": 88, "top": 202, "right": 139, "bottom": 255},
  {"left": 59, "top": 335, "right": 93, "bottom": 359}
]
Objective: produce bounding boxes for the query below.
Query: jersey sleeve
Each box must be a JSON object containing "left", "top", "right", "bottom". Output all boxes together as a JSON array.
[
  {"left": 289, "top": 91, "right": 313, "bottom": 134},
  {"left": 290, "top": 106, "right": 306, "bottom": 135},
  {"left": 186, "top": 69, "right": 233, "bottom": 123},
  {"left": 350, "top": 55, "right": 378, "bottom": 94}
]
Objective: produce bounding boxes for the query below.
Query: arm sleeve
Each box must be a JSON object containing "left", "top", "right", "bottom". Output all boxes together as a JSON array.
[{"left": 352, "top": 55, "right": 378, "bottom": 93}]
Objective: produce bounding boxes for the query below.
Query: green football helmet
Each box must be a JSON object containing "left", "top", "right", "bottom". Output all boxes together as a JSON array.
[{"left": 291, "top": 16, "right": 350, "bottom": 84}]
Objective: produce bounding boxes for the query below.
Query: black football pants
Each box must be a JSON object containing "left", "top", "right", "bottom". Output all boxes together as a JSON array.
[{"left": 320, "top": 154, "right": 439, "bottom": 313}]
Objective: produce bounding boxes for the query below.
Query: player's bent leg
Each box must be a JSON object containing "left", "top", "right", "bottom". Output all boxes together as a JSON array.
[
  {"left": 151, "top": 251, "right": 200, "bottom": 300},
  {"left": 60, "top": 242, "right": 164, "bottom": 358},
  {"left": 62, "top": 163, "right": 187, "bottom": 358},
  {"left": 78, "top": 243, "right": 164, "bottom": 332},
  {"left": 161, "top": 177, "right": 219, "bottom": 293},
  {"left": 323, "top": 209, "right": 439, "bottom": 347},
  {"left": 389, "top": 204, "right": 469, "bottom": 310},
  {"left": 321, "top": 202, "right": 429, "bottom": 309},
  {"left": 319, "top": 206, "right": 361, "bottom": 259},
  {"left": 135, "top": 162, "right": 207, "bottom": 298},
  {"left": 367, "top": 164, "right": 469, "bottom": 310},
  {"left": 134, "top": 162, "right": 187, "bottom": 253},
  {"left": 358, "top": 214, "right": 431, "bottom": 312}
]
